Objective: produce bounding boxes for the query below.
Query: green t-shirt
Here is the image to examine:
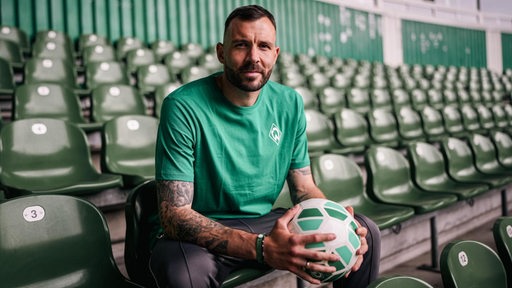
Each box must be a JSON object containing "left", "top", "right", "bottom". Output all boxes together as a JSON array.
[{"left": 155, "top": 74, "right": 310, "bottom": 218}]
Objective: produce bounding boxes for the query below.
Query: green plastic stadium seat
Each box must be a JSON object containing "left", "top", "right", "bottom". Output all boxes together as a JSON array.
[
  {"left": 126, "top": 48, "right": 157, "bottom": 74},
  {"left": 347, "top": 87, "right": 371, "bottom": 114},
  {"left": 459, "top": 104, "right": 483, "bottom": 134},
  {"left": 419, "top": 105, "right": 446, "bottom": 142},
  {"left": 151, "top": 40, "right": 176, "bottom": 62},
  {"left": 332, "top": 108, "right": 372, "bottom": 155},
  {"left": 407, "top": 142, "right": 489, "bottom": 200},
  {"left": 493, "top": 217, "right": 512, "bottom": 286},
  {"left": 490, "top": 104, "right": 510, "bottom": 130},
  {"left": 467, "top": 133, "right": 512, "bottom": 178},
  {"left": 116, "top": 36, "right": 144, "bottom": 60},
  {"left": 137, "top": 63, "right": 174, "bottom": 95},
  {"left": 181, "top": 42, "right": 205, "bottom": 62},
  {"left": 318, "top": 86, "right": 346, "bottom": 116},
  {"left": 85, "top": 61, "right": 131, "bottom": 90},
  {"left": 295, "top": 86, "right": 318, "bottom": 110},
  {"left": 331, "top": 72, "right": 352, "bottom": 90},
  {"left": 164, "top": 51, "right": 193, "bottom": 79},
  {"left": 0, "top": 38, "right": 23, "bottom": 69},
  {"left": 24, "top": 58, "right": 78, "bottom": 90},
  {"left": 77, "top": 33, "right": 110, "bottom": 55},
  {"left": 440, "top": 137, "right": 511, "bottom": 189},
  {"left": 440, "top": 240, "right": 507, "bottom": 288},
  {"left": 367, "top": 108, "right": 400, "bottom": 148},
  {"left": 395, "top": 106, "right": 425, "bottom": 144},
  {"left": 0, "top": 25, "right": 30, "bottom": 53},
  {"left": 181, "top": 65, "right": 211, "bottom": 83},
  {"left": 32, "top": 38, "right": 75, "bottom": 63},
  {"left": 371, "top": 88, "right": 393, "bottom": 111},
  {"left": 365, "top": 146, "right": 458, "bottom": 214},
  {"left": 304, "top": 109, "right": 337, "bottom": 157},
  {"left": 474, "top": 104, "right": 496, "bottom": 132},
  {"left": 0, "top": 57, "right": 15, "bottom": 94},
  {"left": 441, "top": 105, "right": 466, "bottom": 137},
  {"left": 442, "top": 89, "right": 458, "bottom": 106},
  {"left": 391, "top": 88, "right": 411, "bottom": 110},
  {"left": 367, "top": 275, "right": 433, "bottom": 288},
  {"left": 198, "top": 51, "right": 223, "bottom": 73},
  {"left": 0, "top": 194, "right": 141, "bottom": 288},
  {"left": 82, "top": 44, "right": 116, "bottom": 66},
  {"left": 456, "top": 89, "right": 472, "bottom": 106},
  {"left": 13, "top": 83, "right": 97, "bottom": 131},
  {"left": 90, "top": 84, "right": 147, "bottom": 127},
  {"left": 490, "top": 131, "right": 512, "bottom": 169},
  {"left": 34, "top": 30, "right": 73, "bottom": 47},
  {"left": 311, "top": 154, "right": 415, "bottom": 230},
  {"left": 125, "top": 180, "right": 274, "bottom": 288},
  {"left": 102, "top": 115, "right": 158, "bottom": 188},
  {"left": 427, "top": 89, "right": 444, "bottom": 109},
  {"left": 307, "top": 71, "right": 330, "bottom": 93},
  {"left": 154, "top": 82, "right": 182, "bottom": 118},
  {"left": 0, "top": 118, "right": 122, "bottom": 197}
]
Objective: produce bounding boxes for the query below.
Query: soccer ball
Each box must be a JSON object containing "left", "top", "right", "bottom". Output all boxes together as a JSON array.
[{"left": 288, "top": 198, "right": 361, "bottom": 282}]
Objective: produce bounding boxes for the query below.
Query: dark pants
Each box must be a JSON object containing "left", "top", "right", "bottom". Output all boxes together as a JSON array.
[{"left": 150, "top": 209, "right": 381, "bottom": 288}]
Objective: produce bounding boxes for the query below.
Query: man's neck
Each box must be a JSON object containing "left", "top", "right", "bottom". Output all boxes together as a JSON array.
[{"left": 216, "top": 75, "right": 260, "bottom": 107}]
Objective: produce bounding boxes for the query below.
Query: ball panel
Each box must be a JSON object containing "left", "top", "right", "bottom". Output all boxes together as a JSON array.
[
  {"left": 298, "top": 208, "right": 323, "bottom": 218},
  {"left": 325, "top": 207, "right": 348, "bottom": 221},
  {"left": 297, "top": 219, "right": 323, "bottom": 231},
  {"left": 348, "top": 230, "right": 361, "bottom": 249}
]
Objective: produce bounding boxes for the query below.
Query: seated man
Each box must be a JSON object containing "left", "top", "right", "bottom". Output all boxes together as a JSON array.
[{"left": 151, "top": 4, "right": 380, "bottom": 288}]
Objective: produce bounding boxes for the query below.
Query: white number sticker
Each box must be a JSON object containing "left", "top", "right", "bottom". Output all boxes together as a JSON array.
[
  {"left": 458, "top": 251, "right": 469, "bottom": 267},
  {"left": 23, "top": 206, "right": 45, "bottom": 222}
]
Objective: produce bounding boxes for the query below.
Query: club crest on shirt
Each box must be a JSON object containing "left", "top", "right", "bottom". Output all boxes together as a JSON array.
[{"left": 269, "top": 123, "right": 282, "bottom": 145}]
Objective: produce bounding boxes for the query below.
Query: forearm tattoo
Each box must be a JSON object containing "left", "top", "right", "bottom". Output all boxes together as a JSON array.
[
  {"left": 287, "top": 167, "right": 313, "bottom": 204},
  {"left": 156, "top": 180, "right": 230, "bottom": 254}
]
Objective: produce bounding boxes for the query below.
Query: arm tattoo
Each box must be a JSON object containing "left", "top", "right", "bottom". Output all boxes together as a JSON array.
[
  {"left": 287, "top": 167, "right": 313, "bottom": 204},
  {"left": 156, "top": 180, "right": 230, "bottom": 254}
]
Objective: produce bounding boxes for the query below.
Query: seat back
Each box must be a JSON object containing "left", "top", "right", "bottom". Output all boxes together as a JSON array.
[
  {"left": 367, "top": 108, "right": 400, "bottom": 147},
  {"left": 0, "top": 118, "right": 101, "bottom": 194},
  {"left": 410, "top": 88, "right": 428, "bottom": 110},
  {"left": 181, "top": 65, "right": 210, "bottom": 83},
  {"left": 475, "top": 104, "right": 495, "bottom": 131},
  {"left": 395, "top": 106, "right": 424, "bottom": 142},
  {"left": 407, "top": 141, "right": 451, "bottom": 188},
  {"left": 77, "top": 33, "right": 110, "bottom": 55},
  {"left": 493, "top": 216, "right": 512, "bottom": 286},
  {"left": 427, "top": 89, "right": 444, "bottom": 109},
  {"left": 295, "top": 86, "right": 318, "bottom": 110},
  {"left": 333, "top": 108, "right": 371, "bottom": 151},
  {"left": 91, "top": 84, "right": 146, "bottom": 123},
  {"left": 13, "top": 83, "right": 86, "bottom": 124},
  {"left": 368, "top": 275, "right": 434, "bottom": 288},
  {"left": 32, "top": 39, "right": 74, "bottom": 63},
  {"left": 440, "top": 137, "right": 478, "bottom": 180},
  {"left": 116, "top": 36, "right": 144, "bottom": 60},
  {"left": 391, "top": 88, "right": 411, "bottom": 110},
  {"left": 440, "top": 240, "right": 507, "bottom": 288},
  {"left": 82, "top": 44, "right": 116, "bottom": 65},
  {"left": 85, "top": 61, "right": 130, "bottom": 89},
  {"left": 491, "top": 104, "right": 509, "bottom": 129},
  {"left": 0, "top": 25, "right": 30, "bottom": 52},
  {"left": 491, "top": 131, "right": 512, "bottom": 168},
  {"left": 154, "top": 82, "right": 182, "bottom": 118},
  {"left": 467, "top": 133, "right": 506, "bottom": 173},
  {"left": 304, "top": 109, "right": 336, "bottom": 155},
  {"left": 137, "top": 63, "right": 173, "bottom": 94},
  {"left": 441, "top": 105, "right": 465, "bottom": 137},
  {"left": 347, "top": 87, "right": 371, "bottom": 114},
  {"left": 0, "top": 195, "right": 139, "bottom": 287},
  {"left": 459, "top": 104, "right": 482, "bottom": 133},
  {"left": 310, "top": 154, "right": 364, "bottom": 207},
  {"left": 318, "top": 86, "right": 346, "bottom": 115},
  {"left": 0, "top": 38, "right": 23, "bottom": 66},
  {"left": 102, "top": 115, "right": 158, "bottom": 187},
  {"left": 126, "top": 48, "right": 156, "bottom": 74},
  {"left": 0, "top": 57, "right": 15, "bottom": 93},
  {"left": 150, "top": 40, "right": 176, "bottom": 62},
  {"left": 164, "top": 51, "right": 193, "bottom": 77},
  {"left": 419, "top": 105, "right": 446, "bottom": 140},
  {"left": 24, "top": 58, "right": 77, "bottom": 89},
  {"left": 371, "top": 88, "right": 393, "bottom": 111}
]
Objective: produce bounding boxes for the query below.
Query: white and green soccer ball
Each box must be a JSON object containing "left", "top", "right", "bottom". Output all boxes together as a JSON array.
[{"left": 288, "top": 198, "right": 361, "bottom": 282}]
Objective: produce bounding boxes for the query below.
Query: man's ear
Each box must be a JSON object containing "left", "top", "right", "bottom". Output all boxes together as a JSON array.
[{"left": 216, "top": 42, "right": 224, "bottom": 64}]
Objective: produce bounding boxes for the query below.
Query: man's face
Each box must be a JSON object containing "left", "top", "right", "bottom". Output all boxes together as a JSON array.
[{"left": 217, "top": 17, "right": 280, "bottom": 92}]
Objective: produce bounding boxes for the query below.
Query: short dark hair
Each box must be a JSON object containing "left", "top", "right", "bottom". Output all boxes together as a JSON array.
[{"left": 224, "top": 5, "right": 276, "bottom": 32}]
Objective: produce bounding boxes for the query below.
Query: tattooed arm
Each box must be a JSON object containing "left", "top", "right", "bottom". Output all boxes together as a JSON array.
[
  {"left": 156, "top": 179, "right": 256, "bottom": 258},
  {"left": 286, "top": 166, "right": 326, "bottom": 204}
]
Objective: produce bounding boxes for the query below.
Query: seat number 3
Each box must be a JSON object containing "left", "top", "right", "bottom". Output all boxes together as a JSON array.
[{"left": 23, "top": 206, "right": 45, "bottom": 222}]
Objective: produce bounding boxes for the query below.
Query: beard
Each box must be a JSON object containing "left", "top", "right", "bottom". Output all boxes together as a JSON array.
[{"left": 224, "top": 62, "right": 273, "bottom": 92}]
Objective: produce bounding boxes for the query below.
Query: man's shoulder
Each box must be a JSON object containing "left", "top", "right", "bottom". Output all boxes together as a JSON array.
[{"left": 168, "top": 75, "right": 216, "bottom": 101}]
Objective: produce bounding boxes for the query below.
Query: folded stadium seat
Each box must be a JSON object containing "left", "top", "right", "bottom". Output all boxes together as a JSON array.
[
  {"left": 32, "top": 38, "right": 75, "bottom": 64},
  {"left": 198, "top": 50, "right": 223, "bottom": 73},
  {"left": 440, "top": 105, "right": 466, "bottom": 138},
  {"left": 442, "top": 89, "right": 458, "bottom": 106},
  {"left": 24, "top": 57, "right": 78, "bottom": 89},
  {"left": 311, "top": 153, "right": 415, "bottom": 230},
  {"left": 370, "top": 88, "right": 393, "bottom": 111},
  {"left": 407, "top": 142, "right": 489, "bottom": 201},
  {"left": 34, "top": 30, "right": 73, "bottom": 48},
  {"left": 410, "top": 88, "right": 428, "bottom": 110},
  {"left": 90, "top": 84, "right": 147, "bottom": 129},
  {"left": 125, "top": 180, "right": 274, "bottom": 288},
  {"left": 115, "top": 36, "right": 144, "bottom": 61},
  {"left": 440, "top": 137, "right": 511, "bottom": 189},
  {"left": 474, "top": 104, "right": 496, "bottom": 133},
  {"left": 150, "top": 39, "right": 176, "bottom": 62},
  {"left": 395, "top": 106, "right": 426, "bottom": 145},
  {"left": 490, "top": 131, "right": 512, "bottom": 169},
  {"left": 294, "top": 86, "right": 318, "bottom": 110},
  {"left": 13, "top": 83, "right": 97, "bottom": 131},
  {"left": 426, "top": 89, "right": 444, "bottom": 110},
  {"left": 440, "top": 240, "right": 507, "bottom": 288},
  {"left": 371, "top": 74, "right": 389, "bottom": 90},
  {"left": 468, "top": 89, "right": 482, "bottom": 104},
  {"left": 180, "top": 42, "right": 204, "bottom": 63},
  {"left": 164, "top": 50, "right": 193, "bottom": 80},
  {"left": 330, "top": 72, "right": 353, "bottom": 90},
  {"left": 0, "top": 57, "right": 15, "bottom": 95},
  {"left": 85, "top": 61, "right": 131, "bottom": 90},
  {"left": 0, "top": 25, "right": 30, "bottom": 54},
  {"left": 331, "top": 108, "right": 372, "bottom": 155},
  {"left": 367, "top": 275, "right": 434, "bottom": 288},
  {"left": 318, "top": 86, "right": 346, "bottom": 116},
  {"left": 181, "top": 65, "right": 210, "bottom": 84},
  {"left": 307, "top": 71, "right": 330, "bottom": 94},
  {"left": 280, "top": 69, "right": 307, "bottom": 88},
  {"left": 353, "top": 72, "right": 371, "bottom": 89},
  {"left": 153, "top": 82, "right": 182, "bottom": 118},
  {"left": 456, "top": 89, "right": 472, "bottom": 106},
  {"left": 77, "top": 33, "right": 110, "bottom": 56},
  {"left": 367, "top": 108, "right": 401, "bottom": 148},
  {"left": 347, "top": 87, "right": 371, "bottom": 115},
  {"left": 490, "top": 104, "right": 510, "bottom": 130},
  {"left": 391, "top": 88, "right": 411, "bottom": 110},
  {"left": 304, "top": 109, "right": 337, "bottom": 157},
  {"left": 101, "top": 115, "right": 157, "bottom": 188},
  {"left": 0, "top": 194, "right": 142, "bottom": 287},
  {"left": 493, "top": 217, "right": 512, "bottom": 286},
  {"left": 137, "top": 63, "right": 174, "bottom": 95},
  {"left": 419, "top": 105, "right": 447, "bottom": 142},
  {"left": 480, "top": 90, "right": 495, "bottom": 107},
  {"left": 126, "top": 47, "right": 157, "bottom": 74},
  {"left": 467, "top": 133, "right": 512, "bottom": 178},
  {"left": 459, "top": 104, "right": 483, "bottom": 134},
  {"left": 0, "top": 118, "right": 122, "bottom": 197},
  {"left": 82, "top": 44, "right": 117, "bottom": 66},
  {"left": 0, "top": 38, "right": 23, "bottom": 69}
]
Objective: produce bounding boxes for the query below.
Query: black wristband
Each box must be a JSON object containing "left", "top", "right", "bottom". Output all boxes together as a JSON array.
[{"left": 256, "top": 233, "right": 266, "bottom": 264}]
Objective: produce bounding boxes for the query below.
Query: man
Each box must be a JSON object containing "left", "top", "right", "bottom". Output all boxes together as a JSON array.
[{"left": 152, "top": 5, "right": 380, "bottom": 288}]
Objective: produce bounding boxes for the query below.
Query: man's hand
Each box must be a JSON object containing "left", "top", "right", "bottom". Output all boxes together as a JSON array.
[
  {"left": 263, "top": 205, "right": 341, "bottom": 284},
  {"left": 344, "top": 206, "right": 368, "bottom": 277}
]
